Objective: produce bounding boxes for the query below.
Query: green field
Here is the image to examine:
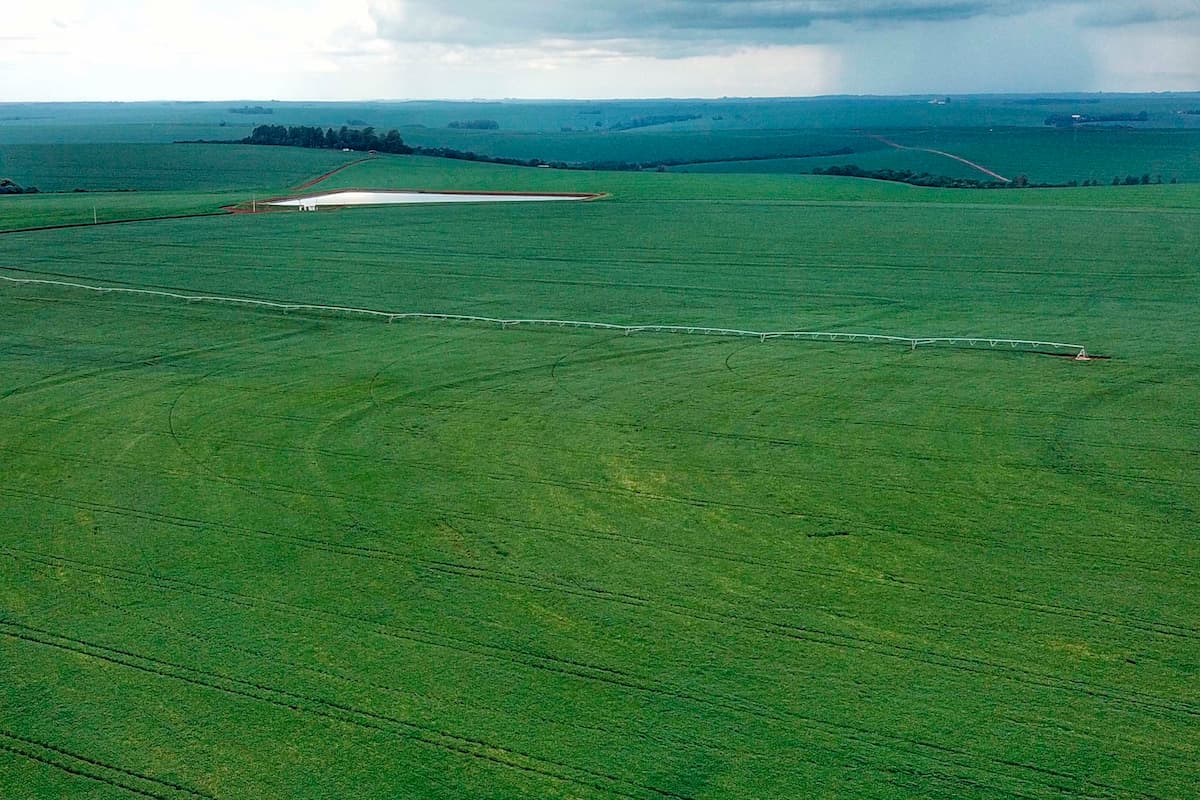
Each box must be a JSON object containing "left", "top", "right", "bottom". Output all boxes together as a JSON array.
[
  {"left": 0, "top": 144, "right": 359, "bottom": 192},
  {"left": 6, "top": 94, "right": 1200, "bottom": 189},
  {"left": 884, "top": 127, "right": 1200, "bottom": 185},
  {"left": 3, "top": 148, "right": 1199, "bottom": 799},
  {"left": 668, "top": 148, "right": 989, "bottom": 181}
]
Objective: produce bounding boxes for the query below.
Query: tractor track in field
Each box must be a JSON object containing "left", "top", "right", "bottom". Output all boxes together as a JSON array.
[
  {"left": 289, "top": 158, "right": 372, "bottom": 192},
  {"left": 0, "top": 730, "right": 213, "bottom": 800},
  {"left": 0, "top": 212, "right": 230, "bottom": 237},
  {"left": 32, "top": 582, "right": 1124, "bottom": 800},
  {"left": 7, "top": 529, "right": 1198, "bottom": 727},
  {"left": 0, "top": 618, "right": 692, "bottom": 800},
  {"left": 4, "top": 438, "right": 1195, "bottom": 642},
  {"left": 176, "top": 388, "right": 1200, "bottom": 462},
  {"left": 0, "top": 160, "right": 370, "bottom": 236},
  {"left": 14, "top": 428, "right": 1190, "bottom": 581},
  {"left": 311, "top": 334, "right": 478, "bottom": 536},
  {"left": 5, "top": 464, "right": 1196, "bottom": 649},
  {"left": 1, "top": 600, "right": 1166, "bottom": 800},
  {"left": 166, "top": 366, "right": 309, "bottom": 522},
  {"left": 82, "top": 587, "right": 784, "bottom": 766},
  {"left": 85, "top": 587, "right": 708, "bottom": 757},
  {"left": 0, "top": 324, "right": 310, "bottom": 402}
]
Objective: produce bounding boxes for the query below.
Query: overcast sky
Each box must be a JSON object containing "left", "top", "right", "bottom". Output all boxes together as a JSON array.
[{"left": 3, "top": 1, "right": 1198, "bottom": 101}]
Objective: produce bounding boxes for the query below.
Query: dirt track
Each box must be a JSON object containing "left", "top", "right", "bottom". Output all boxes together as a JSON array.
[
  {"left": 867, "top": 134, "right": 1012, "bottom": 183},
  {"left": 291, "top": 157, "right": 372, "bottom": 191}
]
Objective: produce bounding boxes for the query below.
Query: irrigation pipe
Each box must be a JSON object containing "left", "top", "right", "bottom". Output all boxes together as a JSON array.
[{"left": 0, "top": 273, "right": 1091, "bottom": 359}]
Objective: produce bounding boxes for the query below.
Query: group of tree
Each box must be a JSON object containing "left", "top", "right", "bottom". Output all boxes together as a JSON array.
[
  {"left": 810, "top": 165, "right": 1182, "bottom": 189},
  {"left": 448, "top": 119, "right": 499, "bottom": 130},
  {"left": 229, "top": 105, "right": 273, "bottom": 115},
  {"left": 609, "top": 114, "right": 701, "bottom": 132},
  {"left": 232, "top": 129, "right": 1187, "bottom": 188},
  {"left": 242, "top": 125, "right": 413, "bottom": 154},
  {"left": 585, "top": 146, "right": 854, "bottom": 173},
  {"left": 809, "top": 166, "right": 1102, "bottom": 189},
  {"left": 236, "top": 126, "right": 860, "bottom": 173},
  {"left": 0, "top": 179, "right": 38, "bottom": 195},
  {"left": 1110, "top": 174, "right": 1171, "bottom": 185},
  {"left": 810, "top": 165, "right": 1012, "bottom": 189}
]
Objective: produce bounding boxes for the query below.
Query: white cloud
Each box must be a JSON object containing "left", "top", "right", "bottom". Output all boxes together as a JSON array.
[
  {"left": 1082, "top": 14, "right": 1200, "bottom": 91},
  {"left": 0, "top": 0, "right": 1196, "bottom": 99}
]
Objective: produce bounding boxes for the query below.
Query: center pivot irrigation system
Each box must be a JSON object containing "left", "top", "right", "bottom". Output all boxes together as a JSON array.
[{"left": 0, "top": 273, "right": 1096, "bottom": 360}]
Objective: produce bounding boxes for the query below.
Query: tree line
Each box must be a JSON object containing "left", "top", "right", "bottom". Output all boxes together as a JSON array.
[
  {"left": 811, "top": 165, "right": 1014, "bottom": 189},
  {"left": 230, "top": 126, "right": 1184, "bottom": 187},
  {"left": 811, "top": 165, "right": 1179, "bottom": 189},
  {"left": 235, "top": 125, "right": 858, "bottom": 172},
  {"left": 242, "top": 125, "right": 413, "bottom": 154},
  {"left": 0, "top": 179, "right": 38, "bottom": 195}
]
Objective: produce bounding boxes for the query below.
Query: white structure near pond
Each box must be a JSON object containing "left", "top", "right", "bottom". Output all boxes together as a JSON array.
[{"left": 269, "top": 190, "right": 592, "bottom": 208}]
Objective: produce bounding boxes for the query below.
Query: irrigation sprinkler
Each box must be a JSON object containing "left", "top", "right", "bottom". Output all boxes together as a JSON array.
[{"left": 0, "top": 272, "right": 1097, "bottom": 361}]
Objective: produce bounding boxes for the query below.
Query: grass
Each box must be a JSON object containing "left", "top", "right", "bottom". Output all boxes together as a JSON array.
[
  {"left": 5, "top": 153, "right": 1198, "bottom": 237},
  {"left": 0, "top": 190, "right": 251, "bottom": 231},
  {"left": 306, "top": 154, "right": 1200, "bottom": 209},
  {"left": 396, "top": 127, "right": 873, "bottom": 165},
  {"left": 0, "top": 144, "right": 360, "bottom": 192},
  {"left": 668, "top": 149, "right": 991, "bottom": 181},
  {"left": 885, "top": 127, "right": 1200, "bottom": 184},
  {"left": 0, "top": 145, "right": 363, "bottom": 231},
  {"left": 1, "top": 154, "right": 1198, "bottom": 799}
]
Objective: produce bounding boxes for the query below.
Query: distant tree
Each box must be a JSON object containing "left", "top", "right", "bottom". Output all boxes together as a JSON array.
[
  {"left": 242, "top": 124, "right": 409, "bottom": 154},
  {"left": 382, "top": 129, "right": 407, "bottom": 153},
  {"left": 1112, "top": 176, "right": 1121, "bottom": 186},
  {"left": 448, "top": 119, "right": 500, "bottom": 130},
  {"left": 1141, "top": 173, "right": 1151, "bottom": 185}
]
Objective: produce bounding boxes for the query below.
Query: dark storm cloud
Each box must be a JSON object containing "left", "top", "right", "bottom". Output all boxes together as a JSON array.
[
  {"left": 1077, "top": 1, "right": 1200, "bottom": 27},
  {"left": 369, "top": 0, "right": 1069, "bottom": 49}
]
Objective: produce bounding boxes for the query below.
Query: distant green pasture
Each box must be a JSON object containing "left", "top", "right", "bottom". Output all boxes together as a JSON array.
[
  {"left": 668, "top": 149, "right": 989, "bottom": 180},
  {"left": 888, "top": 127, "right": 1200, "bottom": 184},
  {"left": 0, "top": 143, "right": 358, "bottom": 192}
]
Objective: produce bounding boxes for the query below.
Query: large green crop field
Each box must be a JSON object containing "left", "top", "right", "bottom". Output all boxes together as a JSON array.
[
  {"left": 0, "top": 144, "right": 359, "bottom": 193},
  {"left": 2, "top": 141, "right": 1199, "bottom": 799}
]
